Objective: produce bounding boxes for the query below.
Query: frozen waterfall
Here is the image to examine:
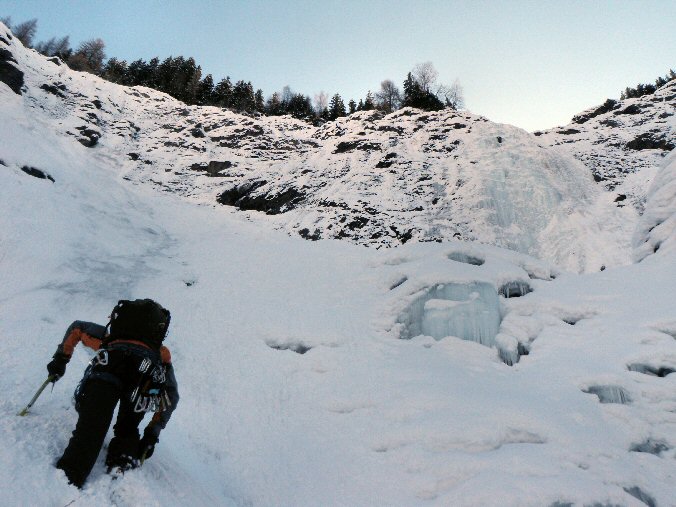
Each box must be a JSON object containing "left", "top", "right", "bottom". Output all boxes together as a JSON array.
[{"left": 399, "top": 282, "right": 501, "bottom": 347}]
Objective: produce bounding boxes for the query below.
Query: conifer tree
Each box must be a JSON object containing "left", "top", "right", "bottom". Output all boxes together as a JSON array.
[
  {"left": 348, "top": 99, "right": 357, "bottom": 114},
  {"left": 286, "top": 93, "right": 314, "bottom": 119},
  {"left": 402, "top": 72, "right": 417, "bottom": 105},
  {"left": 146, "top": 57, "right": 160, "bottom": 88},
  {"left": 231, "top": 80, "right": 255, "bottom": 112},
  {"left": 196, "top": 74, "right": 215, "bottom": 105},
  {"left": 126, "top": 58, "right": 154, "bottom": 87},
  {"left": 180, "top": 58, "right": 202, "bottom": 104},
  {"left": 254, "top": 89, "right": 265, "bottom": 112},
  {"left": 214, "top": 77, "right": 233, "bottom": 108},
  {"left": 266, "top": 92, "right": 283, "bottom": 115},
  {"left": 102, "top": 57, "right": 128, "bottom": 84},
  {"left": 156, "top": 57, "right": 174, "bottom": 94},
  {"left": 329, "top": 93, "right": 346, "bottom": 120},
  {"left": 363, "top": 91, "right": 375, "bottom": 111},
  {"left": 402, "top": 71, "right": 443, "bottom": 110}
]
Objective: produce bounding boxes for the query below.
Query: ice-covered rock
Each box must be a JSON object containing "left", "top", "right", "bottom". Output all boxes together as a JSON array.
[
  {"left": 633, "top": 150, "right": 676, "bottom": 261},
  {"left": 583, "top": 385, "right": 632, "bottom": 404},
  {"left": 386, "top": 241, "right": 554, "bottom": 358},
  {"left": 418, "top": 284, "right": 501, "bottom": 346}
]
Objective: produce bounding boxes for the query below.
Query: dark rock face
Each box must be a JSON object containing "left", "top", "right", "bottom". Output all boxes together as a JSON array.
[
  {"left": 557, "top": 129, "right": 580, "bottom": 135},
  {"left": 217, "top": 180, "right": 267, "bottom": 206},
  {"left": 376, "top": 152, "right": 398, "bottom": 168},
  {"left": 218, "top": 181, "right": 305, "bottom": 215},
  {"left": 128, "top": 153, "right": 140, "bottom": 161},
  {"left": 238, "top": 187, "right": 305, "bottom": 215},
  {"left": 626, "top": 133, "right": 674, "bottom": 151},
  {"left": 40, "top": 82, "right": 68, "bottom": 98},
  {"left": 298, "top": 228, "right": 322, "bottom": 241},
  {"left": 76, "top": 127, "right": 101, "bottom": 147},
  {"left": 346, "top": 216, "right": 369, "bottom": 230},
  {"left": 614, "top": 104, "right": 642, "bottom": 115},
  {"left": 190, "top": 160, "right": 233, "bottom": 176},
  {"left": 21, "top": 165, "right": 54, "bottom": 182},
  {"left": 599, "top": 118, "right": 620, "bottom": 127},
  {"left": 0, "top": 48, "right": 24, "bottom": 95},
  {"left": 377, "top": 125, "right": 404, "bottom": 134},
  {"left": 389, "top": 226, "right": 414, "bottom": 244},
  {"left": 572, "top": 99, "right": 618, "bottom": 124},
  {"left": 334, "top": 140, "right": 382, "bottom": 154}
]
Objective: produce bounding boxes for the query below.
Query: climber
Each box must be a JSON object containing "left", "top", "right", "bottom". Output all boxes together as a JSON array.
[{"left": 46, "top": 299, "right": 179, "bottom": 488}]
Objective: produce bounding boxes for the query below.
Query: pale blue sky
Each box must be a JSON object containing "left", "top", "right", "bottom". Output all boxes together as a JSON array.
[{"left": 2, "top": 0, "right": 674, "bottom": 131}]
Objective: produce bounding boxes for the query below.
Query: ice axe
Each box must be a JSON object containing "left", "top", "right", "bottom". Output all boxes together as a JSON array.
[{"left": 17, "top": 375, "right": 56, "bottom": 416}]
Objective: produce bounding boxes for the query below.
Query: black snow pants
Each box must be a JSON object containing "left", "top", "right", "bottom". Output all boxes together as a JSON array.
[{"left": 56, "top": 378, "right": 144, "bottom": 488}]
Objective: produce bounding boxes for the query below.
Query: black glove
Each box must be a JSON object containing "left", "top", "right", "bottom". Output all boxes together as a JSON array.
[
  {"left": 47, "top": 353, "right": 69, "bottom": 381},
  {"left": 139, "top": 428, "right": 159, "bottom": 461}
]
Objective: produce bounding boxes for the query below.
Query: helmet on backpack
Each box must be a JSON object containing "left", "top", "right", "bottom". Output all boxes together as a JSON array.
[{"left": 108, "top": 299, "right": 171, "bottom": 349}]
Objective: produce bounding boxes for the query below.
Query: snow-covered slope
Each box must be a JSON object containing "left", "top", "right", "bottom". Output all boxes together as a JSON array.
[
  {"left": 538, "top": 81, "right": 676, "bottom": 212},
  {"left": 0, "top": 23, "right": 639, "bottom": 272},
  {"left": 2, "top": 22, "right": 676, "bottom": 506},
  {"left": 634, "top": 149, "right": 676, "bottom": 261}
]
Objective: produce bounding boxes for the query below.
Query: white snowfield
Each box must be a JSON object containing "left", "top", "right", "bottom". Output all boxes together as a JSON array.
[{"left": 1, "top": 23, "right": 675, "bottom": 507}]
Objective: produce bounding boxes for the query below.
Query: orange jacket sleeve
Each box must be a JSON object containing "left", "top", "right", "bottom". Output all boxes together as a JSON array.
[{"left": 55, "top": 321, "right": 107, "bottom": 359}]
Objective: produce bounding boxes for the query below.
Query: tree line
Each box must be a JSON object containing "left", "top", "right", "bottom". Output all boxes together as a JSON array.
[
  {"left": 620, "top": 69, "right": 676, "bottom": 100},
  {"left": 2, "top": 17, "right": 464, "bottom": 123}
]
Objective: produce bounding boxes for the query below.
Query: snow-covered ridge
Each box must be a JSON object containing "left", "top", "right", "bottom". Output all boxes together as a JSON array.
[
  {"left": 0, "top": 23, "right": 639, "bottom": 272},
  {"left": 538, "top": 80, "right": 676, "bottom": 211}
]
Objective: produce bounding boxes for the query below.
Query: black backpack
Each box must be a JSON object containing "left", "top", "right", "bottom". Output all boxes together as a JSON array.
[{"left": 106, "top": 299, "right": 171, "bottom": 350}]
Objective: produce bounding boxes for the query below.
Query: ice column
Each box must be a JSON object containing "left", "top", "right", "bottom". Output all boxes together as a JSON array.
[{"left": 402, "top": 282, "right": 501, "bottom": 347}]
